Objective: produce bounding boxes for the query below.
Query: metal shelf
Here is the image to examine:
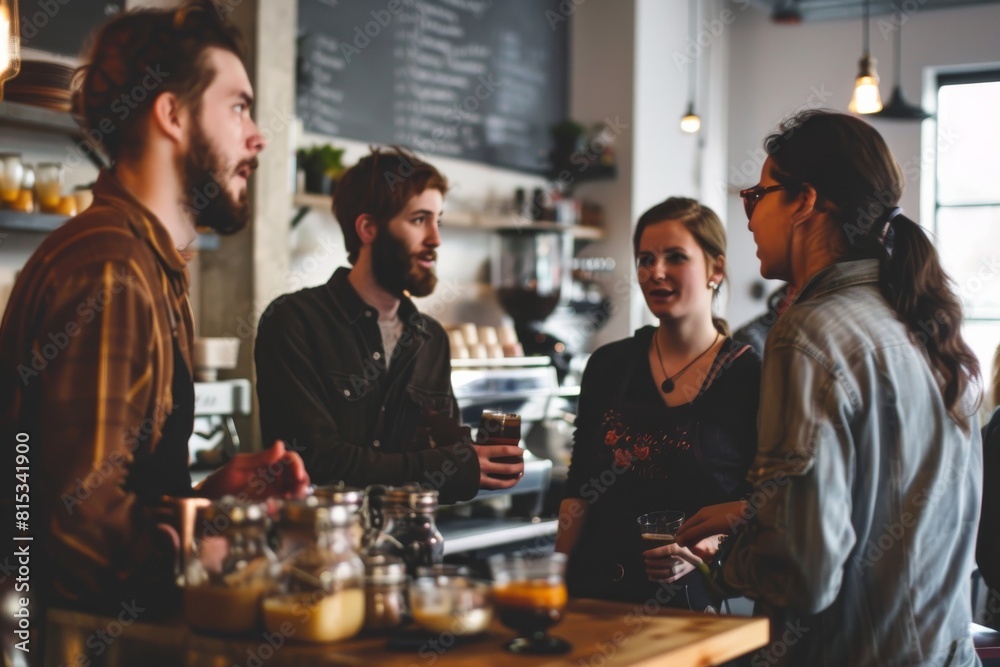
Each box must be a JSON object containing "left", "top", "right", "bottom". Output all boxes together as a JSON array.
[
  {"left": 0, "top": 101, "right": 80, "bottom": 135},
  {"left": 0, "top": 102, "right": 106, "bottom": 169},
  {"left": 440, "top": 517, "right": 558, "bottom": 555},
  {"left": 0, "top": 210, "right": 67, "bottom": 233},
  {"left": 449, "top": 356, "right": 551, "bottom": 369}
]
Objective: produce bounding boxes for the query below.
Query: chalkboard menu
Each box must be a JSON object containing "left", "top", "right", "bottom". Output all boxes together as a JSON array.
[
  {"left": 296, "top": 0, "right": 569, "bottom": 174},
  {"left": 19, "top": 1, "right": 122, "bottom": 57}
]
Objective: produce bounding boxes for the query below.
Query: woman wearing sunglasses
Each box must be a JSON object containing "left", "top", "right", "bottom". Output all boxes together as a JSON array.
[
  {"left": 555, "top": 197, "right": 761, "bottom": 610},
  {"left": 676, "top": 110, "right": 982, "bottom": 666}
]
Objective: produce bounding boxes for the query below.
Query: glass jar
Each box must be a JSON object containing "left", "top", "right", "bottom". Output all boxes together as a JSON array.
[
  {"left": 10, "top": 165, "right": 33, "bottom": 213},
  {"left": 264, "top": 500, "right": 365, "bottom": 643},
  {"left": 313, "top": 483, "right": 364, "bottom": 552},
  {"left": 182, "top": 498, "right": 277, "bottom": 635},
  {"left": 370, "top": 485, "right": 444, "bottom": 576},
  {"left": 34, "top": 162, "right": 64, "bottom": 211},
  {"left": 362, "top": 554, "right": 408, "bottom": 632},
  {"left": 0, "top": 153, "right": 24, "bottom": 204}
]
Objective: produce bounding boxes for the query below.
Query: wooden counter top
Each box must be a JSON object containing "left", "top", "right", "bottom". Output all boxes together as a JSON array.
[{"left": 45, "top": 599, "right": 768, "bottom": 667}]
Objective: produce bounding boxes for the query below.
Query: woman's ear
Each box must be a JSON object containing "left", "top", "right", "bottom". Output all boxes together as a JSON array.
[
  {"left": 355, "top": 214, "right": 378, "bottom": 246},
  {"left": 708, "top": 255, "right": 726, "bottom": 290},
  {"left": 790, "top": 184, "right": 819, "bottom": 227}
]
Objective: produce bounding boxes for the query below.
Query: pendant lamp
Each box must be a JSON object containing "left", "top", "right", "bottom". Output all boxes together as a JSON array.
[
  {"left": 680, "top": 0, "right": 701, "bottom": 133},
  {"left": 0, "top": 0, "right": 20, "bottom": 100},
  {"left": 849, "top": 0, "right": 883, "bottom": 115},
  {"left": 872, "top": 8, "right": 930, "bottom": 120}
]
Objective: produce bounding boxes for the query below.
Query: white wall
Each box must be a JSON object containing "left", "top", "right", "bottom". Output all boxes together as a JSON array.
[
  {"left": 724, "top": 1, "right": 1000, "bottom": 329},
  {"left": 630, "top": 0, "right": 732, "bottom": 334}
]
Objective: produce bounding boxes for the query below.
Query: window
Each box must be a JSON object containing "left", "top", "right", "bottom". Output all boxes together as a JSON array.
[{"left": 934, "top": 70, "right": 1000, "bottom": 400}]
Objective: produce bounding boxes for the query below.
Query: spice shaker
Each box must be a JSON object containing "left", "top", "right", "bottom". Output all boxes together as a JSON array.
[{"left": 362, "top": 554, "right": 408, "bottom": 632}]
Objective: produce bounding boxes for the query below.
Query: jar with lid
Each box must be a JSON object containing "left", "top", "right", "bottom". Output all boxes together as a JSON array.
[
  {"left": 370, "top": 485, "right": 444, "bottom": 575},
  {"left": 362, "top": 554, "right": 408, "bottom": 632},
  {"left": 313, "top": 483, "right": 364, "bottom": 552},
  {"left": 264, "top": 500, "right": 365, "bottom": 643},
  {"left": 182, "top": 497, "right": 277, "bottom": 635}
]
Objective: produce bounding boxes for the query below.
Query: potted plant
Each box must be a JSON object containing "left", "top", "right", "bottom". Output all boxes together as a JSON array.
[{"left": 298, "top": 144, "right": 346, "bottom": 195}]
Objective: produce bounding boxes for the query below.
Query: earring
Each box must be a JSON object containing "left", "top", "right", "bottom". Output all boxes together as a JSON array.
[{"left": 708, "top": 280, "right": 718, "bottom": 290}]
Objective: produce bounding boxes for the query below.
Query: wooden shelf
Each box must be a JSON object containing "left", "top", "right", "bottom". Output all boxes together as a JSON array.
[
  {"left": 290, "top": 192, "right": 605, "bottom": 240},
  {"left": 291, "top": 192, "right": 333, "bottom": 210},
  {"left": 445, "top": 213, "right": 605, "bottom": 240},
  {"left": 0, "top": 210, "right": 67, "bottom": 233}
]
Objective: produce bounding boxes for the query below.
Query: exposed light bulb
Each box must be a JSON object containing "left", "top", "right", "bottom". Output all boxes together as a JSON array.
[
  {"left": 850, "top": 76, "right": 883, "bottom": 114},
  {"left": 849, "top": 54, "right": 883, "bottom": 115},
  {"left": 680, "top": 113, "right": 701, "bottom": 133},
  {"left": 680, "top": 102, "right": 701, "bottom": 133},
  {"left": 0, "top": 6, "right": 10, "bottom": 73}
]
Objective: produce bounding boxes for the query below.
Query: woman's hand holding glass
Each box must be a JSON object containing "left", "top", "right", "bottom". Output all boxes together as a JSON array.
[
  {"left": 674, "top": 500, "right": 748, "bottom": 559},
  {"left": 642, "top": 535, "right": 724, "bottom": 583}
]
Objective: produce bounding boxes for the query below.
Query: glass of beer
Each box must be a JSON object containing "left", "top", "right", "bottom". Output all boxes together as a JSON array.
[
  {"left": 637, "top": 510, "right": 686, "bottom": 549},
  {"left": 489, "top": 552, "right": 571, "bottom": 655},
  {"left": 476, "top": 409, "right": 523, "bottom": 481}
]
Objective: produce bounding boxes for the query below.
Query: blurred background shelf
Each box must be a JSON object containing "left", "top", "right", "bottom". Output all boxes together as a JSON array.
[
  {"left": 0, "top": 101, "right": 79, "bottom": 136},
  {"left": 0, "top": 210, "right": 68, "bottom": 233},
  {"left": 290, "top": 192, "right": 604, "bottom": 239}
]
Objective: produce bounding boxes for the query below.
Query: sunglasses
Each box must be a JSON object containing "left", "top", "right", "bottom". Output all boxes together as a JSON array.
[{"left": 739, "top": 184, "right": 786, "bottom": 220}]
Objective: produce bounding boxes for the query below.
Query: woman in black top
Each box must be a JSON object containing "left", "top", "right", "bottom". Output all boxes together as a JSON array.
[{"left": 555, "top": 197, "right": 760, "bottom": 609}]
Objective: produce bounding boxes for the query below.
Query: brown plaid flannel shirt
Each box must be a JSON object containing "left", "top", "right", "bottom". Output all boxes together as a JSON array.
[{"left": 0, "top": 169, "right": 194, "bottom": 610}]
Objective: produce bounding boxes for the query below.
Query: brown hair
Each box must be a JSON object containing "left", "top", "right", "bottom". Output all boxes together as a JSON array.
[
  {"left": 633, "top": 197, "right": 729, "bottom": 336},
  {"left": 333, "top": 146, "right": 449, "bottom": 264},
  {"left": 72, "top": 0, "right": 245, "bottom": 163},
  {"left": 764, "top": 109, "right": 980, "bottom": 429}
]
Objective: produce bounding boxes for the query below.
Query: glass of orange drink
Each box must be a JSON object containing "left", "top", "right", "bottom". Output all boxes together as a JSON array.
[{"left": 488, "top": 552, "right": 571, "bottom": 655}]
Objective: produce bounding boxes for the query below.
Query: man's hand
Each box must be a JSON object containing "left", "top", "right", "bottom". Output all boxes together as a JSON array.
[
  {"left": 473, "top": 444, "right": 524, "bottom": 490},
  {"left": 675, "top": 500, "right": 748, "bottom": 553},
  {"left": 197, "top": 441, "right": 310, "bottom": 501}
]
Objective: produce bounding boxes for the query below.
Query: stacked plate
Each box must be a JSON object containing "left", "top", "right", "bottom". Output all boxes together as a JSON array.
[{"left": 4, "top": 60, "right": 76, "bottom": 112}]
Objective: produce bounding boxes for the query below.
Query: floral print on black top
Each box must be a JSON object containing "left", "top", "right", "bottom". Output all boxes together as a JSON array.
[{"left": 604, "top": 408, "right": 695, "bottom": 476}]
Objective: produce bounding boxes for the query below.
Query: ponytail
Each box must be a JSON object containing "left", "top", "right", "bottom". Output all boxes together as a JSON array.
[{"left": 880, "top": 214, "right": 981, "bottom": 431}]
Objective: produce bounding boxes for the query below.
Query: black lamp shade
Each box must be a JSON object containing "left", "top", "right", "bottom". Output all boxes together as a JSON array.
[{"left": 873, "top": 85, "right": 932, "bottom": 120}]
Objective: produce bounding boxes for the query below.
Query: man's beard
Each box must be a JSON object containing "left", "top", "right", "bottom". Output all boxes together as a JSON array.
[
  {"left": 183, "top": 122, "right": 255, "bottom": 235},
  {"left": 371, "top": 228, "right": 438, "bottom": 298}
]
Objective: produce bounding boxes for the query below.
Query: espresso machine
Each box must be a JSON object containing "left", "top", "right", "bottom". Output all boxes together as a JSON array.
[
  {"left": 189, "top": 379, "right": 252, "bottom": 482},
  {"left": 437, "top": 363, "right": 560, "bottom": 563}
]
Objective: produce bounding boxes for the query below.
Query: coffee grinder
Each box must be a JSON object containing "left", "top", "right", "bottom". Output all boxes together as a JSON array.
[{"left": 492, "top": 229, "right": 572, "bottom": 380}]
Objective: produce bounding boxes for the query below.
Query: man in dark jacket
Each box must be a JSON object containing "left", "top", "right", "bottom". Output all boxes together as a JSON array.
[{"left": 255, "top": 148, "right": 524, "bottom": 502}]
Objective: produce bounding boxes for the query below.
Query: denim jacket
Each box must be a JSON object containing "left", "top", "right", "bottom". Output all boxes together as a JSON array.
[
  {"left": 723, "top": 259, "right": 982, "bottom": 667},
  {"left": 255, "top": 268, "right": 480, "bottom": 502}
]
